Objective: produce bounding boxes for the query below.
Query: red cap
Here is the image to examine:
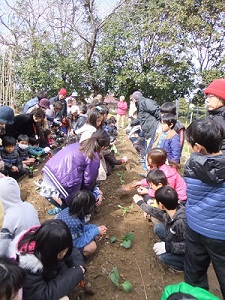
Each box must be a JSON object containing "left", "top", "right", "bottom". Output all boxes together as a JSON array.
[
  {"left": 204, "top": 79, "right": 225, "bottom": 101},
  {"left": 58, "top": 88, "right": 67, "bottom": 96}
]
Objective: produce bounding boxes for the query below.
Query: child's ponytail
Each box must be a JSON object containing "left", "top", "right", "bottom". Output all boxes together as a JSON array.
[{"left": 79, "top": 130, "right": 110, "bottom": 159}]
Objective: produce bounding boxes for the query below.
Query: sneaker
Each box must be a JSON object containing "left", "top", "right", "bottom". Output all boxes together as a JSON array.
[
  {"left": 47, "top": 207, "right": 62, "bottom": 215},
  {"left": 34, "top": 178, "right": 43, "bottom": 187}
]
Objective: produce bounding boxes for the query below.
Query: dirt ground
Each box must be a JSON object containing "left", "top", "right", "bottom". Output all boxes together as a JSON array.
[{"left": 18, "top": 131, "right": 222, "bottom": 300}]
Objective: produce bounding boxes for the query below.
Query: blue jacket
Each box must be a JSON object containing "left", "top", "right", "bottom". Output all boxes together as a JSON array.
[
  {"left": 42, "top": 143, "right": 100, "bottom": 203},
  {"left": 22, "top": 97, "right": 39, "bottom": 114},
  {"left": 161, "top": 132, "right": 181, "bottom": 163},
  {"left": 184, "top": 152, "right": 225, "bottom": 240},
  {"left": 56, "top": 208, "right": 100, "bottom": 248}
]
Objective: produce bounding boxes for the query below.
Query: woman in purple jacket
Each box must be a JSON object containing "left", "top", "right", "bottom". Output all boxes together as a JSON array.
[{"left": 40, "top": 130, "right": 110, "bottom": 213}]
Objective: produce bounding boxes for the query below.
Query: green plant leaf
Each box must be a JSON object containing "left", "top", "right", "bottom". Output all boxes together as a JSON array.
[
  {"left": 121, "top": 240, "right": 132, "bottom": 249},
  {"left": 117, "top": 205, "right": 124, "bottom": 209},
  {"left": 109, "top": 236, "right": 117, "bottom": 243},
  {"left": 123, "top": 232, "right": 135, "bottom": 241},
  {"left": 110, "top": 273, "right": 119, "bottom": 287},
  {"left": 121, "top": 281, "right": 133, "bottom": 292},
  {"left": 113, "top": 267, "right": 119, "bottom": 279}
]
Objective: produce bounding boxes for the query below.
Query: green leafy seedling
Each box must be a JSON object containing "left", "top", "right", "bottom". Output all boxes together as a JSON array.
[
  {"left": 117, "top": 172, "right": 125, "bottom": 184},
  {"left": 118, "top": 204, "right": 133, "bottom": 217},
  {"left": 121, "top": 281, "right": 133, "bottom": 292},
  {"left": 120, "top": 232, "right": 135, "bottom": 249},
  {"left": 110, "top": 267, "right": 133, "bottom": 293},
  {"left": 109, "top": 236, "right": 117, "bottom": 243}
]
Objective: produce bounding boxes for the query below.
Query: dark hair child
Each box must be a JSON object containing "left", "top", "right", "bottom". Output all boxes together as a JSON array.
[
  {"left": 160, "top": 102, "right": 185, "bottom": 148},
  {"left": 133, "top": 186, "right": 186, "bottom": 271},
  {"left": 10, "top": 219, "right": 85, "bottom": 300},
  {"left": 184, "top": 117, "right": 225, "bottom": 297},
  {"left": 56, "top": 190, "right": 107, "bottom": 256},
  {"left": 0, "top": 136, "right": 29, "bottom": 178},
  {"left": 0, "top": 257, "right": 25, "bottom": 300}
]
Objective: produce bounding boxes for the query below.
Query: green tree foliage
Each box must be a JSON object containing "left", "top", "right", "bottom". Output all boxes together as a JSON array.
[{"left": 0, "top": 0, "right": 224, "bottom": 106}]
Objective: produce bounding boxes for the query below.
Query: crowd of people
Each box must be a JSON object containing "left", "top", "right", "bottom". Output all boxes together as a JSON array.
[{"left": 0, "top": 78, "right": 225, "bottom": 300}]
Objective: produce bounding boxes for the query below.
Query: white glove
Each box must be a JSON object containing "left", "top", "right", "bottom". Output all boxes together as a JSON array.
[
  {"left": 153, "top": 241, "right": 166, "bottom": 255},
  {"left": 133, "top": 194, "right": 143, "bottom": 203},
  {"left": 44, "top": 147, "right": 51, "bottom": 153},
  {"left": 121, "top": 156, "right": 128, "bottom": 163}
]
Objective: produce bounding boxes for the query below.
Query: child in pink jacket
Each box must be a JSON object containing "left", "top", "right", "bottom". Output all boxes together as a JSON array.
[
  {"left": 133, "top": 148, "right": 186, "bottom": 202},
  {"left": 116, "top": 96, "right": 128, "bottom": 129}
]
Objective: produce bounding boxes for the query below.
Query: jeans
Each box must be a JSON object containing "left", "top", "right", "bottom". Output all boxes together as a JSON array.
[
  {"left": 154, "top": 224, "right": 185, "bottom": 270},
  {"left": 185, "top": 225, "right": 225, "bottom": 298}
]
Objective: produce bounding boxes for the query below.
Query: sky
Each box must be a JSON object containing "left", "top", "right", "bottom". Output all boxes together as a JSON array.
[{"left": 95, "top": 0, "right": 121, "bottom": 17}]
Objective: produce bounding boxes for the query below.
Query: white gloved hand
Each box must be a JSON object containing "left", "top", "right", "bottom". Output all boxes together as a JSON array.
[
  {"left": 133, "top": 194, "right": 143, "bottom": 203},
  {"left": 44, "top": 147, "right": 51, "bottom": 153},
  {"left": 153, "top": 241, "right": 166, "bottom": 255}
]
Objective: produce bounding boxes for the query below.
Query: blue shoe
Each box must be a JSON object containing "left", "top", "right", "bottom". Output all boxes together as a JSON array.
[{"left": 48, "top": 207, "right": 62, "bottom": 215}]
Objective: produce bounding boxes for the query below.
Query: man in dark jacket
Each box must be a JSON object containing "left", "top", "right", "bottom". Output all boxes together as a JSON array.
[
  {"left": 131, "top": 91, "right": 160, "bottom": 163},
  {"left": 204, "top": 78, "right": 225, "bottom": 152}
]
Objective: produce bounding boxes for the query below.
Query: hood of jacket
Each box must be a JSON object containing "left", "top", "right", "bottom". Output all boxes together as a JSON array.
[
  {"left": 184, "top": 152, "right": 225, "bottom": 184},
  {"left": 9, "top": 230, "right": 43, "bottom": 273},
  {"left": 0, "top": 177, "right": 22, "bottom": 212}
]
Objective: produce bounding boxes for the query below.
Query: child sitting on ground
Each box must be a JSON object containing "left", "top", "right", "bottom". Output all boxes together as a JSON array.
[
  {"left": 133, "top": 148, "right": 186, "bottom": 203},
  {"left": 44, "top": 129, "right": 58, "bottom": 149},
  {"left": 16, "top": 134, "right": 35, "bottom": 167},
  {"left": 0, "top": 136, "right": 29, "bottom": 179},
  {"left": 133, "top": 186, "right": 186, "bottom": 271},
  {"left": 137, "top": 169, "right": 168, "bottom": 224},
  {"left": 56, "top": 190, "right": 107, "bottom": 256},
  {"left": 28, "top": 137, "right": 50, "bottom": 159}
]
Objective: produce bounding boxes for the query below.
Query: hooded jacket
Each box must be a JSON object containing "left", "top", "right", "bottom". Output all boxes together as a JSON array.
[
  {"left": 135, "top": 95, "right": 160, "bottom": 139},
  {"left": 184, "top": 152, "right": 225, "bottom": 240},
  {"left": 0, "top": 177, "right": 40, "bottom": 256},
  {"left": 42, "top": 143, "right": 100, "bottom": 203},
  {"left": 75, "top": 124, "right": 96, "bottom": 142},
  {"left": 141, "top": 164, "right": 187, "bottom": 201},
  {"left": 8, "top": 230, "right": 84, "bottom": 300}
]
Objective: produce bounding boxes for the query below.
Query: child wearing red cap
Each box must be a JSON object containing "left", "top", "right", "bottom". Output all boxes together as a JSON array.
[{"left": 204, "top": 78, "right": 225, "bottom": 152}]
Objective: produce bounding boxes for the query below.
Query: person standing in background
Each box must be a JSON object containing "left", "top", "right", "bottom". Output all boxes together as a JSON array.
[{"left": 116, "top": 96, "right": 127, "bottom": 129}]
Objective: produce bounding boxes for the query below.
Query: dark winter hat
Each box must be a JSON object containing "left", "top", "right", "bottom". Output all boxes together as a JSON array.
[
  {"left": 204, "top": 79, "right": 225, "bottom": 101},
  {"left": 58, "top": 88, "right": 67, "bottom": 96},
  {"left": 0, "top": 106, "right": 14, "bottom": 125},
  {"left": 131, "top": 91, "right": 143, "bottom": 100},
  {"left": 39, "top": 98, "right": 50, "bottom": 109}
]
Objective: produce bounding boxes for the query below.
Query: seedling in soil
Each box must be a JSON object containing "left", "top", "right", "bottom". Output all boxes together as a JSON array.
[
  {"left": 120, "top": 232, "right": 135, "bottom": 249},
  {"left": 117, "top": 172, "right": 125, "bottom": 184},
  {"left": 109, "top": 236, "right": 117, "bottom": 243},
  {"left": 110, "top": 267, "right": 133, "bottom": 293},
  {"left": 118, "top": 204, "right": 134, "bottom": 217}
]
